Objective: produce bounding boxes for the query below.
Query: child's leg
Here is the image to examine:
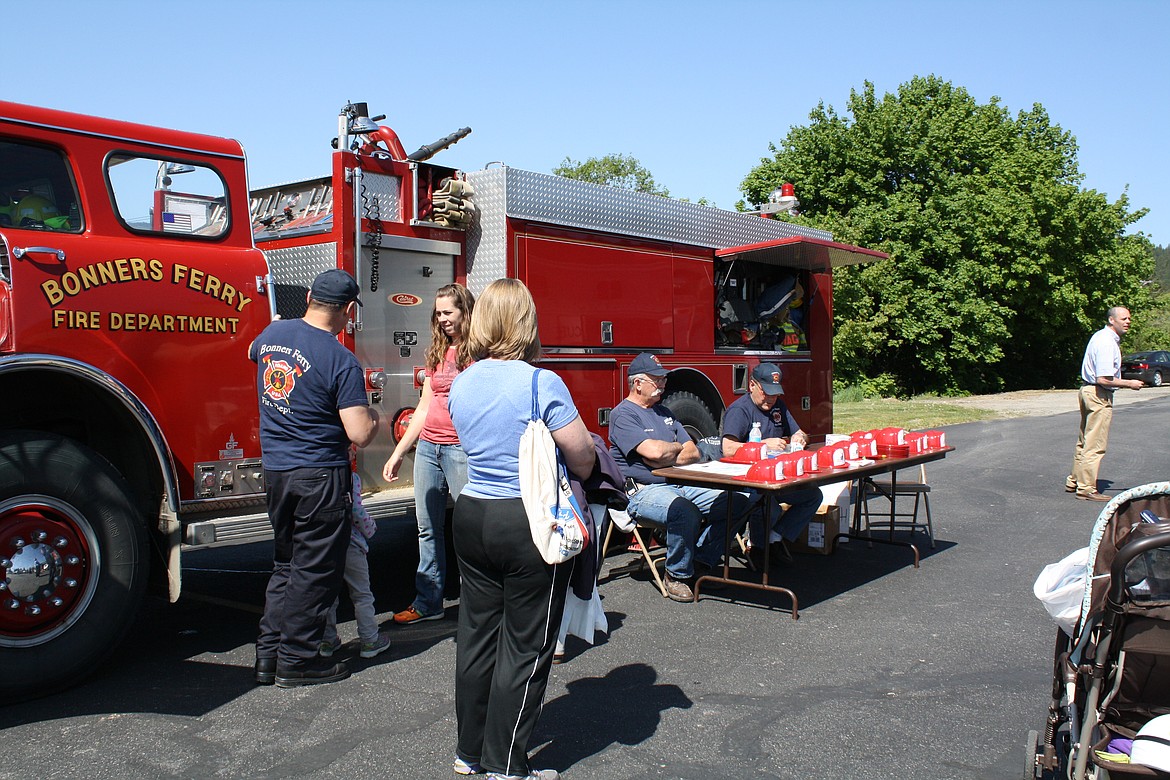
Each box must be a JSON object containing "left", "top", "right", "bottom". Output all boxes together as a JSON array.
[
  {"left": 323, "top": 597, "right": 340, "bottom": 648},
  {"left": 344, "top": 540, "right": 379, "bottom": 645}
]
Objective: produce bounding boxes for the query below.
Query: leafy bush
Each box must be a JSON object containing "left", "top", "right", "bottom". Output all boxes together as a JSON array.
[
  {"left": 833, "top": 384, "right": 866, "bottom": 403},
  {"left": 834, "top": 374, "right": 900, "bottom": 401}
]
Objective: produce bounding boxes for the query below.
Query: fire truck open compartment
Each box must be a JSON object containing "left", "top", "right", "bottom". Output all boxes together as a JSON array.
[{"left": 714, "top": 237, "right": 884, "bottom": 356}]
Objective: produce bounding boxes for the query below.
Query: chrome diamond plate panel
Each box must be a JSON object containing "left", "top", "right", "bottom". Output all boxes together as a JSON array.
[
  {"left": 359, "top": 172, "right": 402, "bottom": 223},
  {"left": 464, "top": 168, "right": 510, "bottom": 295},
  {"left": 264, "top": 242, "right": 338, "bottom": 285},
  {"left": 261, "top": 242, "right": 337, "bottom": 317},
  {"left": 463, "top": 167, "right": 831, "bottom": 296}
]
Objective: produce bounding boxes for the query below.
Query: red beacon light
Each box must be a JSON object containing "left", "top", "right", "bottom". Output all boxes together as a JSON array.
[{"left": 760, "top": 183, "right": 800, "bottom": 218}]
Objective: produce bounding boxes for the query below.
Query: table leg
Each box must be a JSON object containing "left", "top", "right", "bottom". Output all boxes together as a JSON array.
[{"left": 694, "top": 491, "right": 800, "bottom": 618}]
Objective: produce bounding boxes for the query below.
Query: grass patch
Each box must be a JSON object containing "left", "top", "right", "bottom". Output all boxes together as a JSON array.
[{"left": 833, "top": 397, "right": 1001, "bottom": 433}]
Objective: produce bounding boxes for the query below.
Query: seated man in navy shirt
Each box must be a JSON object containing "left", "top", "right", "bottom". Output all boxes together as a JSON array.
[
  {"left": 608, "top": 353, "right": 753, "bottom": 602},
  {"left": 721, "top": 363, "right": 822, "bottom": 564}
]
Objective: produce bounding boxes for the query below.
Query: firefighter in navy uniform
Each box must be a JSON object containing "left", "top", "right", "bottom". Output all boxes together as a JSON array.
[
  {"left": 249, "top": 269, "right": 379, "bottom": 688},
  {"left": 721, "top": 363, "right": 822, "bottom": 564}
]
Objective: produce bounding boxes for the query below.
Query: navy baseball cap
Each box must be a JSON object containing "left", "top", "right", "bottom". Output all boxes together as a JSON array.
[
  {"left": 630, "top": 353, "right": 669, "bottom": 377},
  {"left": 752, "top": 363, "right": 784, "bottom": 395},
  {"left": 310, "top": 269, "right": 362, "bottom": 306}
]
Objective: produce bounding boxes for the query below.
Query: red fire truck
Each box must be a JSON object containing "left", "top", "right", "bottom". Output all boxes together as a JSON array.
[{"left": 0, "top": 100, "right": 884, "bottom": 699}]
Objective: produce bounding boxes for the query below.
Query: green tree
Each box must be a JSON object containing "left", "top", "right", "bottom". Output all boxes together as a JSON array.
[
  {"left": 554, "top": 153, "right": 670, "bottom": 197},
  {"left": 743, "top": 75, "right": 1153, "bottom": 395},
  {"left": 1153, "top": 244, "right": 1170, "bottom": 290},
  {"left": 1128, "top": 291, "right": 1170, "bottom": 352}
]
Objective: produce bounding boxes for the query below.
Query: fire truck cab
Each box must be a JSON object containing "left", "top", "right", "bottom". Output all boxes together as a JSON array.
[{"left": 0, "top": 99, "right": 883, "bottom": 700}]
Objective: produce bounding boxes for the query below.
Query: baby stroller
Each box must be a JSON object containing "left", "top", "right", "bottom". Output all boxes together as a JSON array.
[{"left": 1028, "top": 482, "right": 1170, "bottom": 779}]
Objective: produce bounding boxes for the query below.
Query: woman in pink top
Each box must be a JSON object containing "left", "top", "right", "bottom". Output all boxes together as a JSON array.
[{"left": 383, "top": 284, "right": 474, "bottom": 623}]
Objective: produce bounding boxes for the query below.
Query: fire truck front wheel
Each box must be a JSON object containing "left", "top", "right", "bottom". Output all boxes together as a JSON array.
[
  {"left": 663, "top": 391, "right": 719, "bottom": 441},
  {"left": 0, "top": 430, "right": 148, "bottom": 701}
]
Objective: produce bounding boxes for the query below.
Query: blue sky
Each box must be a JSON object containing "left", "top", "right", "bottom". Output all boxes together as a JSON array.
[{"left": 9, "top": 0, "right": 1169, "bottom": 245}]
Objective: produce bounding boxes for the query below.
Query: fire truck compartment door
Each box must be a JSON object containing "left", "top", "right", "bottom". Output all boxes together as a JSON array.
[
  {"left": 716, "top": 236, "right": 887, "bottom": 271},
  {"left": 519, "top": 233, "right": 673, "bottom": 349},
  {"left": 353, "top": 245, "right": 455, "bottom": 488}
]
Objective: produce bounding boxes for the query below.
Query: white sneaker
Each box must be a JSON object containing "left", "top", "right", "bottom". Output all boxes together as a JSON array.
[
  {"left": 453, "top": 757, "right": 482, "bottom": 775},
  {"left": 359, "top": 632, "right": 391, "bottom": 659},
  {"left": 486, "top": 771, "right": 558, "bottom": 780}
]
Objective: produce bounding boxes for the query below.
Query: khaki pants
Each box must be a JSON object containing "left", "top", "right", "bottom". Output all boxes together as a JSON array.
[{"left": 1069, "top": 384, "right": 1113, "bottom": 493}]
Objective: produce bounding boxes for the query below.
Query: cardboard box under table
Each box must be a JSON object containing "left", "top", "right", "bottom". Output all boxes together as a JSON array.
[
  {"left": 789, "top": 505, "right": 841, "bottom": 556},
  {"left": 772, "top": 480, "right": 852, "bottom": 555}
]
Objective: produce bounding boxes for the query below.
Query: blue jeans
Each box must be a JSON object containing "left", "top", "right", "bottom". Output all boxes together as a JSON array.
[
  {"left": 626, "top": 483, "right": 754, "bottom": 578},
  {"left": 412, "top": 440, "right": 468, "bottom": 616},
  {"left": 749, "top": 486, "right": 823, "bottom": 545}
]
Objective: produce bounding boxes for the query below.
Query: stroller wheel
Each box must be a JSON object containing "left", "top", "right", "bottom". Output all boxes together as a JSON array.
[{"left": 1024, "top": 729, "right": 1040, "bottom": 779}]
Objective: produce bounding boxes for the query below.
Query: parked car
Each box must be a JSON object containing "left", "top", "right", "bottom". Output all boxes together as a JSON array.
[{"left": 1121, "top": 350, "right": 1170, "bottom": 387}]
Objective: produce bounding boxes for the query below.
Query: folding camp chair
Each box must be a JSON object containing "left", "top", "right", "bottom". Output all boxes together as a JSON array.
[
  {"left": 601, "top": 515, "right": 669, "bottom": 597},
  {"left": 860, "top": 463, "right": 935, "bottom": 548}
]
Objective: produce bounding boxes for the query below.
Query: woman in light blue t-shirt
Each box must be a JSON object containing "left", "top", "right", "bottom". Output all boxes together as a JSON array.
[{"left": 447, "top": 278, "right": 594, "bottom": 780}]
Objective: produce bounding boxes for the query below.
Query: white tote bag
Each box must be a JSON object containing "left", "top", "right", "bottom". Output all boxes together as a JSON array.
[{"left": 519, "top": 370, "right": 589, "bottom": 565}]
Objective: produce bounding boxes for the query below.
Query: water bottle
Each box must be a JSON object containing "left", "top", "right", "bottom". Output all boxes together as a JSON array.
[{"left": 748, "top": 422, "right": 762, "bottom": 443}]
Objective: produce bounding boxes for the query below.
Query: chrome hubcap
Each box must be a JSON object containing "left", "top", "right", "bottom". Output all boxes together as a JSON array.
[
  {"left": 0, "top": 497, "right": 97, "bottom": 647},
  {"left": 5, "top": 539, "right": 63, "bottom": 601}
]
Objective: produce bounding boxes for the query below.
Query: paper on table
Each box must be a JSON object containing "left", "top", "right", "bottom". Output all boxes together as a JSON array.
[{"left": 673, "top": 461, "right": 752, "bottom": 477}]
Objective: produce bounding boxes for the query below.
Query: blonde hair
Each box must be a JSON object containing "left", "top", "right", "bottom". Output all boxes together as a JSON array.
[
  {"left": 424, "top": 283, "right": 475, "bottom": 371},
  {"left": 466, "top": 278, "right": 541, "bottom": 363}
]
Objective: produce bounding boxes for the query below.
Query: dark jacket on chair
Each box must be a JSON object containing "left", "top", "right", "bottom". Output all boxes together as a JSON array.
[{"left": 567, "top": 433, "right": 628, "bottom": 600}]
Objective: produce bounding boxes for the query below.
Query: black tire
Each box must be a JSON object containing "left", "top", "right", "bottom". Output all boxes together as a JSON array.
[
  {"left": 1154, "top": 370, "right": 1163, "bottom": 387},
  {"left": 0, "top": 430, "right": 148, "bottom": 701},
  {"left": 663, "top": 391, "right": 719, "bottom": 441},
  {"left": 1023, "top": 729, "right": 1039, "bottom": 779}
]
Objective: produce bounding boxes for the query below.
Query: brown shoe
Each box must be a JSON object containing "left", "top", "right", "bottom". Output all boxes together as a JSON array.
[
  {"left": 663, "top": 573, "right": 695, "bottom": 602},
  {"left": 1076, "top": 490, "right": 1111, "bottom": 502},
  {"left": 1064, "top": 483, "right": 1076, "bottom": 493}
]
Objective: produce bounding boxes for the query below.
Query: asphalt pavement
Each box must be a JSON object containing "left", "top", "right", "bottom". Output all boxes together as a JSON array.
[{"left": 3, "top": 392, "right": 1168, "bottom": 780}]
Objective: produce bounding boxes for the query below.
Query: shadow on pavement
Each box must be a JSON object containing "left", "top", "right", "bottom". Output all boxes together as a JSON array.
[
  {"left": 0, "top": 519, "right": 439, "bottom": 726},
  {"left": 532, "top": 662, "right": 693, "bottom": 771},
  {"left": 598, "top": 535, "right": 956, "bottom": 614}
]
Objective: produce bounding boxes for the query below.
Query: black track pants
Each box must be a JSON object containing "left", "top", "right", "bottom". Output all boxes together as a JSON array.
[{"left": 453, "top": 495, "right": 572, "bottom": 777}]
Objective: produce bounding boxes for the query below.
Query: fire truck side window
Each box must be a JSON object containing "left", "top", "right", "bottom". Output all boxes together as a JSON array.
[
  {"left": 106, "top": 154, "right": 228, "bottom": 238},
  {"left": 716, "top": 262, "right": 811, "bottom": 354},
  {"left": 0, "top": 140, "right": 82, "bottom": 233}
]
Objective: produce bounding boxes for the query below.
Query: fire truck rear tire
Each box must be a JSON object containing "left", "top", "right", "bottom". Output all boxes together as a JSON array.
[
  {"left": 0, "top": 430, "right": 148, "bottom": 702},
  {"left": 663, "top": 391, "right": 719, "bottom": 440}
]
